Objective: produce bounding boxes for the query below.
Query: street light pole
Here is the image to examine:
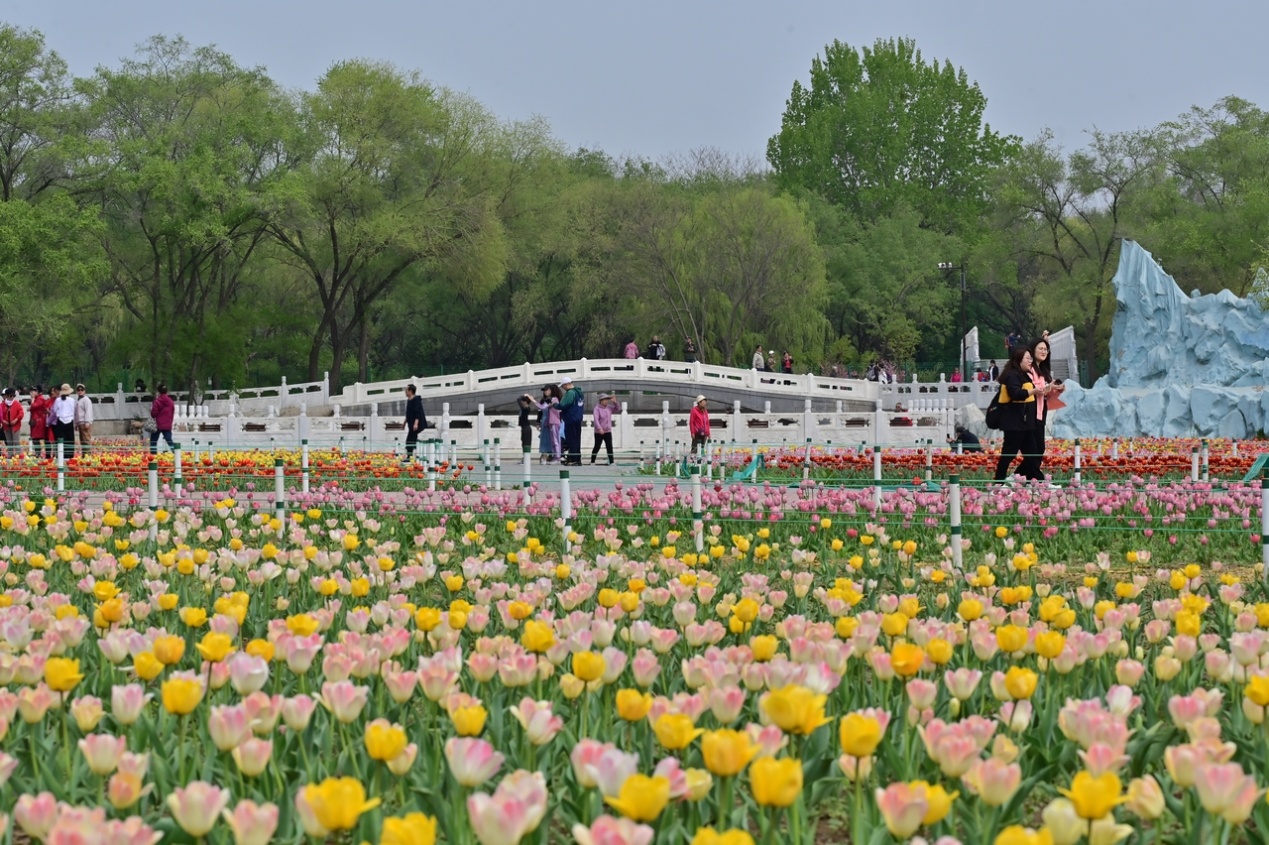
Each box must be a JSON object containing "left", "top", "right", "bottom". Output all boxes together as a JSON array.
[{"left": 938, "top": 262, "right": 968, "bottom": 382}]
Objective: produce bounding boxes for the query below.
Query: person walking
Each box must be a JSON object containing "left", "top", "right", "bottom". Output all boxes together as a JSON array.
[
  {"left": 590, "top": 393, "right": 614, "bottom": 465},
  {"left": 992, "top": 347, "right": 1047, "bottom": 483},
  {"left": 752, "top": 345, "right": 765, "bottom": 371},
  {"left": 517, "top": 394, "right": 534, "bottom": 453},
  {"left": 149, "top": 383, "right": 175, "bottom": 454},
  {"left": 0, "top": 388, "right": 23, "bottom": 453},
  {"left": 29, "top": 385, "right": 50, "bottom": 459},
  {"left": 537, "top": 385, "right": 561, "bottom": 463},
  {"left": 73, "top": 384, "right": 93, "bottom": 456},
  {"left": 1028, "top": 336, "right": 1065, "bottom": 482},
  {"left": 623, "top": 339, "right": 639, "bottom": 359},
  {"left": 689, "top": 395, "right": 710, "bottom": 455},
  {"left": 403, "top": 384, "right": 427, "bottom": 462},
  {"left": 51, "top": 384, "right": 75, "bottom": 457},
  {"left": 558, "top": 377, "right": 585, "bottom": 465},
  {"left": 683, "top": 337, "right": 697, "bottom": 363}
]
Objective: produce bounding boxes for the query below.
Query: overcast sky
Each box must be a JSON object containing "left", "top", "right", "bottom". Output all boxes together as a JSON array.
[{"left": 7, "top": 0, "right": 1268, "bottom": 161}]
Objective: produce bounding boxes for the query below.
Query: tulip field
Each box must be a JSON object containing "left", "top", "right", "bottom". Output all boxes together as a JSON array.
[{"left": 2, "top": 439, "right": 1269, "bottom": 844}]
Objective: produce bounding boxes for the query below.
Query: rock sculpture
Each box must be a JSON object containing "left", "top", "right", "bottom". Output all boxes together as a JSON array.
[{"left": 1050, "top": 240, "right": 1269, "bottom": 439}]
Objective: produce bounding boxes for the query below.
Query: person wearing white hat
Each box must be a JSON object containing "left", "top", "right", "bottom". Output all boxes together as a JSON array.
[
  {"left": 689, "top": 395, "right": 710, "bottom": 455},
  {"left": 590, "top": 394, "right": 614, "bottom": 465},
  {"left": 51, "top": 384, "right": 76, "bottom": 454}
]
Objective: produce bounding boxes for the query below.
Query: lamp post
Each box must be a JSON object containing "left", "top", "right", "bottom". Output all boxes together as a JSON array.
[{"left": 938, "top": 262, "right": 967, "bottom": 382}]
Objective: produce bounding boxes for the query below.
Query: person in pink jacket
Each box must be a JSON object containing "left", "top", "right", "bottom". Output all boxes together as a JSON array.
[
  {"left": 149, "top": 383, "right": 176, "bottom": 454},
  {"left": 689, "top": 395, "right": 710, "bottom": 454},
  {"left": 590, "top": 394, "right": 614, "bottom": 464}
]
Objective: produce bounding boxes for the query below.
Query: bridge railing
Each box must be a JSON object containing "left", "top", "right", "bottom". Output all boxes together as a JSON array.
[
  {"left": 337, "top": 358, "right": 883, "bottom": 407},
  {"left": 113, "top": 398, "right": 955, "bottom": 453},
  {"left": 76, "top": 361, "right": 1008, "bottom": 423}
]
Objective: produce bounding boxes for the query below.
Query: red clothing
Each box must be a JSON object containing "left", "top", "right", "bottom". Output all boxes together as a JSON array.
[
  {"left": 151, "top": 393, "right": 175, "bottom": 430},
  {"left": 0, "top": 399, "right": 24, "bottom": 432},
  {"left": 689, "top": 405, "right": 710, "bottom": 439},
  {"left": 29, "top": 395, "right": 49, "bottom": 439}
]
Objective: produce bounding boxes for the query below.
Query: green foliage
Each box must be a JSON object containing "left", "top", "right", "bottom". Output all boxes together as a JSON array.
[
  {"left": 768, "top": 37, "right": 1018, "bottom": 233},
  {"left": 5, "top": 22, "right": 1269, "bottom": 391}
]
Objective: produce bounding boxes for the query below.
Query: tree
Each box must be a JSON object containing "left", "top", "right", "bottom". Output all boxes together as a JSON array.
[
  {"left": 0, "top": 23, "right": 75, "bottom": 201},
  {"left": 0, "top": 24, "right": 103, "bottom": 383},
  {"left": 267, "top": 61, "right": 506, "bottom": 391},
  {"left": 608, "top": 179, "right": 827, "bottom": 366},
  {"left": 768, "top": 37, "right": 1017, "bottom": 233},
  {"left": 812, "top": 199, "right": 961, "bottom": 366},
  {"left": 993, "top": 129, "right": 1161, "bottom": 379},
  {"left": 83, "top": 36, "right": 295, "bottom": 390},
  {"left": 1137, "top": 97, "right": 1269, "bottom": 295}
]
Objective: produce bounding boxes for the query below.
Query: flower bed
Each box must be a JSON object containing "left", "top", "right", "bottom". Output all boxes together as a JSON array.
[{"left": 0, "top": 465, "right": 1266, "bottom": 843}]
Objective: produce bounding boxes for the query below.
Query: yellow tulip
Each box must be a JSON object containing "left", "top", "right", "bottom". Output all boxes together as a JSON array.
[
  {"left": 762, "top": 685, "right": 831, "bottom": 735},
  {"left": 890, "top": 643, "right": 925, "bottom": 677},
  {"left": 451, "top": 705, "right": 487, "bottom": 737},
  {"left": 1060, "top": 771, "right": 1124, "bottom": 820},
  {"left": 302, "top": 777, "right": 381, "bottom": 831},
  {"left": 161, "top": 676, "right": 203, "bottom": 715},
  {"left": 615, "top": 689, "right": 653, "bottom": 722},
  {"left": 839, "top": 712, "right": 884, "bottom": 758},
  {"left": 653, "top": 713, "right": 703, "bottom": 750},
  {"left": 571, "top": 651, "right": 606, "bottom": 683},
  {"left": 365, "top": 720, "right": 409, "bottom": 762},
  {"left": 750, "top": 757, "right": 802, "bottom": 807},
  {"left": 1003, "top": 667, "right": 1038, "bottom": 700},
  {"left": 44, "top": 657, "right": 84, "bottom": 693},
  {"left": 701, "top": 729, "right": 758, "bottom": 777},
  {"left": 605, "top": 774, "right": 671, "bottom": 822},
  {"left": 134, "top": 652, "right": 165, "bottom": 681},
  {"left": 196, "top": 632, "right": 235, "bottom": 663},
  {"left": 521, "top": 620, "right": 555, "bottom": 653},
  {"left": 379, "top": 813, "right": 438, "bottom": 845}
]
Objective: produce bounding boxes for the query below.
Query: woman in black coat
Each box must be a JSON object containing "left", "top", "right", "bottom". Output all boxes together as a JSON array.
[{"left": 992, "top": 346, "right": 1048, "bottom": 482}]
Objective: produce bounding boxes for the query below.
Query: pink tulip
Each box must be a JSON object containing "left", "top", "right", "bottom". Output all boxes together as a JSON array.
[
  {"left": 571, "top": 815, "right": 655, "bottom": 845},
  {"left": 232, "top": 738, "right": 273, "bottom": 777},
  {"left": 281, "top": 694, "right": 318, "bottom": 731},
  {"left": 208, "top": 704, "right": 253, "bottom": 752},
  {"left": 709, "top": 686, "right": 746, "bottom": 725},
  {"left": 168, "top": 781, "right": 231, "bottom": 837},
  {"left": 962, "top": 758, "right": 1021, "bottom": 806},
  {"left": 318, "top": 680, "right": 369, "bottom": 723},
  {"left": 17, "top": 684, "right": 58, "bottom": 723},
  {"left": 69, "top": 695, "right": 104, "bottom": 732},
  {"left": 222, "top": 800, "right": 279, "bottom": 845},
  {"left": 387, "top": 743, "right": 418, "bottom": 776},
  {"left": 467, "top": 770, "right": 548, "bottom": 845},
  {"left": 78, "top": 733, "right": 127, "bottom": 775},
  {"left": 875, "top": 782, "right": 929, "bottom": 839},
  {"left": 111, "top": 684, "right": 152, "bottom": 726},
  {"left": 944, "top": 668, "right": 983, "bottom": 700},
  {"left": 226, "top": 653, "right": 269, "bottom": 695},
  {"left": 242, "top": 692, "right": 283, "bottom": 735},
  {"left": 570, "top": 739, "right": 611, "bottom": 789},
  {"left": 1192, "top": 762, "right": 1262, "bottom": 823},
  {"left": 588, "top": 746, "right": 642, "bottom": 797},
  {"left": 510, "top": 697, "right": 564, "bottom": 746},
  {"left": 14, "top": 791, "right": 58, "bottom": 841},
  {"left": 446, "top": 737, "right": 505, "bottom": 787}
]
